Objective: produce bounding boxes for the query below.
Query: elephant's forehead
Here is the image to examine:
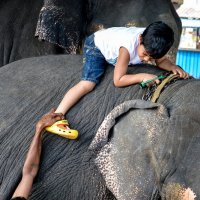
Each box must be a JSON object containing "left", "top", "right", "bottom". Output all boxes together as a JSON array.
[
  {"left": 91, "top": 94, "right": 200, "bottom": 199},
  {"left": 91, "top": 100, "right": 169, "bottom": 199}
]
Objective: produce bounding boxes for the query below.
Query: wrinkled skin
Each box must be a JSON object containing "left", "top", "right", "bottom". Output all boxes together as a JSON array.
[
  {"left": 0, "top": 0, "right": 181, "bottom": 67},
  {"left": 90, "top": 99, "right": 199, "bottom": 199},
  {"left": 1, "top": 0, "right": 193, "bottom": 199},
  {"left": 0, "top": 55, "right": 199, "bottom": 200},
  {"left": 0, "top": 0, "right": 65, "bottom": 67}
]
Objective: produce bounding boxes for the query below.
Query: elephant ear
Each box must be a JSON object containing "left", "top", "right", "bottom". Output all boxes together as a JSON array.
[
  {"left": 35, "top": 1, "right": 83, "bottom": 54},
  {"left": 89, "top": 99, "right": 170, "bottom": 200}
]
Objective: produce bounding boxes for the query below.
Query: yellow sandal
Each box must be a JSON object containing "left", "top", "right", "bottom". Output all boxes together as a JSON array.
[{"left": 45, "top": 120, "right": 78, "bottom": 139}]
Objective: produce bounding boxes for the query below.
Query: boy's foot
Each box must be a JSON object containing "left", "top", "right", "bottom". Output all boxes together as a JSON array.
[{"left": 45, "top": 120, "right": 78, "bottom": 139}]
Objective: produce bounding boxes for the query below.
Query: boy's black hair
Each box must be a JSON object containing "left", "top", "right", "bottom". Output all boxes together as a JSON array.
[{"left": 141, "top": 21, "right": 174, "bottom": 59}]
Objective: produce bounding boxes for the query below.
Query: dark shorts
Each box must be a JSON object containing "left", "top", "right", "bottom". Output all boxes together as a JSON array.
[{"left": 82, "top": 34, "right": 106, "bottom": 84}]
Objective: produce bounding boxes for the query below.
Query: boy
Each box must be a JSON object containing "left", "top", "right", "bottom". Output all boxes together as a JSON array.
[{"left": 45, "top": 21, "right": 189, "bottom": 135}]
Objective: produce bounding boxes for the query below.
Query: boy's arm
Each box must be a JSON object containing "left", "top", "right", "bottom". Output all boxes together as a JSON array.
[
  {"left": 12, "top": 109, "right": 64, "bottom": 199},
  {"left": 113, "top": 47, "right": 159, "bottom": 87},
  {"left": 155, "top": 56, "right": 189, "bottom": 78}
]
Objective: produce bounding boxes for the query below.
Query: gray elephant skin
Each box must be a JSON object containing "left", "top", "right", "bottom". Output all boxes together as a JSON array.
[
  {"left": 0, "top": 55, "right": 200, "bottom": 200},
  {"left": 0, "top": 0, "right": 181, "bottom": 67},
  {"left": 1, "top": 0, "right": 199, "bottom": 199}
]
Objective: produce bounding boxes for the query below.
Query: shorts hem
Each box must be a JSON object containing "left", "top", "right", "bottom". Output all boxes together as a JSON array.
[{"left": 81, "top": 78, "right": 99, "bottom": 84}]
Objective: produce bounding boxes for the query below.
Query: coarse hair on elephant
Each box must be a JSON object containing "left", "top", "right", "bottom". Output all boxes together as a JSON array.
[
  {"left": 0, "top": 55, "right": 199, "bottom": 200},
  {"left": 0, "top": 0, "right": 181, "bottom": 68}
]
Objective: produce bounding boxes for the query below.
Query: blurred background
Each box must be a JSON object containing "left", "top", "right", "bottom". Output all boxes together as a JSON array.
[{"left": 172, "top": 0, "right": 200, "bottom": 79}]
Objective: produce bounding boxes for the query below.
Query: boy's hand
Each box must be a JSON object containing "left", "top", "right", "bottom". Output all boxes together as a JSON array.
[
  {"left": 156, "top": 57, "right": 189, "bottom": 79},
  {"left": 170, "top": 65, "right": 189, "bottom": 79},
  {"left": 141, "top": 73, "right": 161, "bottom": 86},
  {"left": 36, "top": 108, "right": 64, "bottom": 132}
]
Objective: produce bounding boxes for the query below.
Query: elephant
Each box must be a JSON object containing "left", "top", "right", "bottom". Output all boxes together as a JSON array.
[
  {"left": 0, "top": 0, "right": 181, "bottom": 68},
  {"left": 2, "top": 0, "right": 198, "bottom": 199},
  {"left": 0, "top": 54, "right": 199, "bottom": 200}
]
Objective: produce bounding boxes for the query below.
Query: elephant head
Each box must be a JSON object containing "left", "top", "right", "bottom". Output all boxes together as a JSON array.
[{"left": 0, "top": 55, "right": 199, "bottom": 199}]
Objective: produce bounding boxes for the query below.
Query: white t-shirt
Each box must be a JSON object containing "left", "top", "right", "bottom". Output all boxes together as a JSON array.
[{"left": 94, "top": 27, "right": 145, "bottom": 65}]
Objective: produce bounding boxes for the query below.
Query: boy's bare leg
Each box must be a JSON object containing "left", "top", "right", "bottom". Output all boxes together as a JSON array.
[{"left": 55, "top": 80, "right": 96, "bottom": 115}]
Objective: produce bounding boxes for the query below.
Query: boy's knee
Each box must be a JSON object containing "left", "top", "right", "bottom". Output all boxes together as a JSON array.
[{"left": 79, "top": 80, "right": 96, "bottom": 93}]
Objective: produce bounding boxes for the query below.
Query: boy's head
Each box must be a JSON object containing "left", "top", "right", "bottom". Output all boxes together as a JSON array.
[{"left": 138, "top": 21, "right": 174, "bottom": 61}]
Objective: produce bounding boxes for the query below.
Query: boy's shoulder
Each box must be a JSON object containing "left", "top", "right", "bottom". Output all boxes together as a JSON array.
[{"left": 95, "top": 26, "right": 145, "bottom": 35}]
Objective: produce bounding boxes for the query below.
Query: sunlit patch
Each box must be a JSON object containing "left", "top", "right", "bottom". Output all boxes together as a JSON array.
[
  {"left": 125, "top": 21, "right": 138, "bottom": 27},
  {"left": 163, "top": 183, "right": 197, "bottom": 200},
  {"left": 182, "top": 188, "right": 196, "bottom": 200}
]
